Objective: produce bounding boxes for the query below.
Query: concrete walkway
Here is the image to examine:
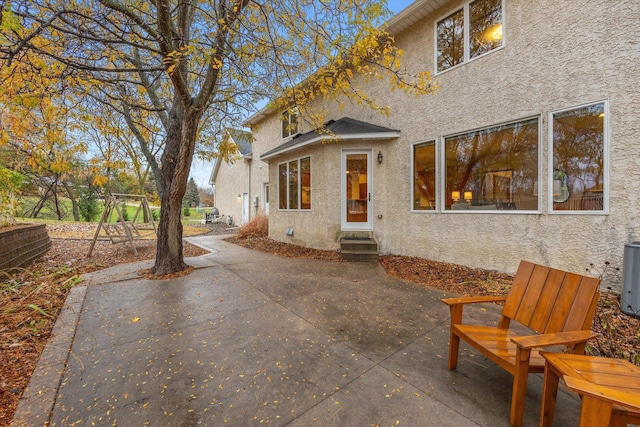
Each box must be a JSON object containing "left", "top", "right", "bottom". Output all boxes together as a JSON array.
[{"left": 13, "top": 235, "right": 582, "bottom": 426}]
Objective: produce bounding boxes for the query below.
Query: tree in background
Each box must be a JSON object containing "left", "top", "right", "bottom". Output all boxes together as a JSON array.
[
  {"left": 198, "top": 185, "right": 214, "bottom": 207},
  {"left": 0, "top": 164, "right": 22, "bottom": 226},
  {"left": 1, "top": 1, "right": 434, "bottom": 275},
  {"left": 183, "top": 177, "right": 200, "bottom": 208},
  {"left": 77, "top": 185, "right": 99, "bottom": 222}
]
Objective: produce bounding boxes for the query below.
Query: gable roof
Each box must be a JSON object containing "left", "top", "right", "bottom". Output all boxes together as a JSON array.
[
  {"left": 209, "top": 128, "right": 254, "bottom": 185},
  {"left": 260, "top": 117, "right": 400, "bottom": 161},
  {"left": 227, "top": 128, "right": 253, "bottom": 157}
]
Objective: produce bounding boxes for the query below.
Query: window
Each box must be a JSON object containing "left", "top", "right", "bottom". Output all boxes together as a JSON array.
[
  {"left": 278, "top": 156, "right": 311, "bottom": 210},
  {"left": 436, "top": 0, "right": 503, "bottom": 73},
  {"left": 413, "top": 141, "right": 437, "bottom": 210},
  {"left": 444, "top": 117, "right": 539, "bottom": 211},
  {"left": 281, "top": 108, "right": 299, "bottom": 139},
  {"left": 550, "top": 101, "right": 607, "bottom": 212}
]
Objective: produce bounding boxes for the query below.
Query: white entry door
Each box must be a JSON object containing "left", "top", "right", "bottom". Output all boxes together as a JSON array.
[
  {"left": 241, "top": 192, "right": 249, "bottom": 225},
  {"left": 341, "top": 149, "right": 373, "bottom": 231}
]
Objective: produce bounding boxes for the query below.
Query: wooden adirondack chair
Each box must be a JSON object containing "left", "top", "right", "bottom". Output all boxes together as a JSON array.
[{"left": 442, "top": 260, "right": 600, "bottom": 427}]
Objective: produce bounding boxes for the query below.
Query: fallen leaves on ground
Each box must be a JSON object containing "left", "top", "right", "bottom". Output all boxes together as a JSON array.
[
  {"left": 0, "top": 222, "right": 226, "bottom": 426},
  {"left": 1, "top": 223, "right": 638, "bottom": 426}
]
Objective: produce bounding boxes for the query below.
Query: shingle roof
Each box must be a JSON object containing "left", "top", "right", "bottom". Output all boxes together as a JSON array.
[
  {"left": 227, "top": 129, "right": 253, "bottom": 156},
  {"left": 260, "top": 117, "right": 400, "bottom": 161}
]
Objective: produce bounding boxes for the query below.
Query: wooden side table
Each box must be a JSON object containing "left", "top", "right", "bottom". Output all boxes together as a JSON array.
[{"left": 540, "top": 352, "right": 640, "bottom": 427}]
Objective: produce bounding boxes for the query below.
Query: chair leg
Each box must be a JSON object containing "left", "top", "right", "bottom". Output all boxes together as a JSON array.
[
  {"left": 447, "top": 331, "right": 460, "bottom": 370},
  {"left": 578, "top": 395, "right": 613, "bottom": 427},
  {"left": 447, "top": 306, "right": 463, "bottom": 370},
  {"left": 540, "top": 362, "right": 560, "bottom": 427},
  {"left": 510, "top": 349, "right": 531, "bottom": 427}
]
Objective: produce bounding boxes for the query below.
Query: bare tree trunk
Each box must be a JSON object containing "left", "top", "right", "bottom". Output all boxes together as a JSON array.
[
  {"left": 62, "top": 181, "right": 80, "bottom": 222},
  {"left": 52, "top": 181, "right": 64, "bottom": 220},
  {"left": 151, "top": 104, "right": 200, "bottom": 275}
]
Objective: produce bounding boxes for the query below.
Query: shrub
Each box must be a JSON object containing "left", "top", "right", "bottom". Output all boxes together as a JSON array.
[
  {"left": 78, "top": 186, "right": 99, "bottom": 222},
  {"left": 120, "top": 203, "right": 129, "bottom": 221},
  {"left": 182, "top": 206, "right": 191, "bottom": 217},
  {"left": 237, "top": 214, "right": 268, "bottom": 239}
]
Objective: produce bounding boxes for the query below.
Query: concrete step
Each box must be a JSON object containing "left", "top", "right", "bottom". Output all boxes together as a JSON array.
[
  {"left": 340, "top": 238, "right": 378, "bottom": 262},
  {"left": 340, "top": 239, "right": 378, "bottom": 252}
]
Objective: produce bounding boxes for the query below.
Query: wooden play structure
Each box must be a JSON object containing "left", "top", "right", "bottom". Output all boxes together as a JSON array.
[{"left": 88, "top": 194, "right": 157, "bottom": 257}]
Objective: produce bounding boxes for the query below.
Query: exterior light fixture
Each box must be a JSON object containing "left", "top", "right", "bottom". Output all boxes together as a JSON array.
[{"left": 377, "top": 151, "right": 383, "bottom": 163}]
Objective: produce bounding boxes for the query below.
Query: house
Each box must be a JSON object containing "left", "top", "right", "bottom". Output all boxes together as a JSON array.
[
  {"left": 208, "top": 128, "right": 266, "bottom": 226},
  {"left": 235, "top": 0, "right": 640, "bottom": 290}
]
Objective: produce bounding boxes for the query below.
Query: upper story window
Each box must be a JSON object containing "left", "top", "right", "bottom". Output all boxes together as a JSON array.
[
  {"left": 281, "top": 108, "right": 299, "bottom": 139},
  {"left": 436, "top": 0, "right": 504, "bottom": 73},
  {"left": 550, "top": 101, "right": 608, "bottom": 213},
  {"left": 444, "top": 117, "right": 539, "bottom": 211},
  {"left": 278, "top": 156, "right": 311, "bottom": 210}
]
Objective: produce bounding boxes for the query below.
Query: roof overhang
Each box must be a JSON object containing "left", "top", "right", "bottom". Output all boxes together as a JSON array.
[
  {"left": 260, "top": 132, "right": 400, "bottom": 161},
  {"left": 260, "top": 117, "right": 400, "bottom": 161}
]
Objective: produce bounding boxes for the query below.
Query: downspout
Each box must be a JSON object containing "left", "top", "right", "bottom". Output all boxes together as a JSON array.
[{"left": 247, "top": 157, "right": 252, "bottom": 221}]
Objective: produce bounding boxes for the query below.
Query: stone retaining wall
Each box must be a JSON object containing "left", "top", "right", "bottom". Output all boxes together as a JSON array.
[{"left": 0, "top": 223, "right": 51, "bottom": 272}]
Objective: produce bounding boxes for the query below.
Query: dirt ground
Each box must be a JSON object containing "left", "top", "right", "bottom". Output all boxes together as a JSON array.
[{"left": 1, "top": 224, "right": 638, "bottom": 426}]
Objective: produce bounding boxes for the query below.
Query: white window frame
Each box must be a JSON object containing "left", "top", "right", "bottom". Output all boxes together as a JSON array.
[
  {"left": 281, "top": 107, "right": 299, "bottom": 140},
  {"left": 277, "top": 156, "right": 311, "bottom": 211},
  {"left": 263, "top": 182, "right": 269, "bottom": 215},
  {"left": 434, "top": 0, "right": 505, "bottom": 75},
  {"left": 411, "top": 139, "right": 439, "bottom": 213},
  {"left": 440, "top": 115, "right": 542, "bottom": 214},
  {"left": 548, "top": 100, "right": 609, "bottom": 215}
]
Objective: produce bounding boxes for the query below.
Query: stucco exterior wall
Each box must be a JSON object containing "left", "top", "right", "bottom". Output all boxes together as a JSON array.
[
  {"left": 253, "top": 0, "right": 640, "bottom": 290},
  {"left": 212, "top": 159, "right": 251, "bottom": 226}
]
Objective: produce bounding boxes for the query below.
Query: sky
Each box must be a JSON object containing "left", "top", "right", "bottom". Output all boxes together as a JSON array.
[{"left": 188, "top": 0, "right": 417, "bottom": 188}]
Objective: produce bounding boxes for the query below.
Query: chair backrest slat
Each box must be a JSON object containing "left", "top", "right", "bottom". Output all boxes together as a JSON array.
[
  {"left": 564, "top": 276, "right": 600, "bottom": 331},
  {"left": 501, "top": 260, "right": 600, "bottom": 334},
  {"left": 502, "top": 261, "right": 536, "bottom": 319},
  {"left": 528, "top": 268, "right": 565, "bottom": 332}
]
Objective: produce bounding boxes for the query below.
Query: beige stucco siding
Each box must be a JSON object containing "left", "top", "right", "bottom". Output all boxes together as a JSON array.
[
  {"left": 212, "top": 159, "right": 250, "bottom": 225},
  {"left": 253, "top": 0, "right": 640, "bottom": 289}
]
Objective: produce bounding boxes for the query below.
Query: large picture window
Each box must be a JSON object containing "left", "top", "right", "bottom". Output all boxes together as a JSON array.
[
  {"left": 413, "top": 141, "right": 437, "bottom": 210},
  {"left": 278, "top": 156, "right": 311, "bottom": 210},
  {"left": 550, "top": 102, "right": 607, "bottom": 212},
  {"left": 444, "top": 117, "right": 539, "bottom": 211},
  {"left": 436, "top": 0, "right": 503, "bottom": 73}
]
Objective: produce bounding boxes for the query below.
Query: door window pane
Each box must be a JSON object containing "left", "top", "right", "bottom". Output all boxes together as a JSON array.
[
  {"left": 346, "top": 154, "right": 368, "bottom": 222},
  {"left": 551, "top": 103, "right": 606, "bottom": 211},
  {"left": 444, "top": 118, "right": 539, "bottom": 211},
  {"left": 413, "top": 141, "right": 436, "bottom": 210}
]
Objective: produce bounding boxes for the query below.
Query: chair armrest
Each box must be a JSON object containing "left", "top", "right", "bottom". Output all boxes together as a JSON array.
[
  {"left": 511, "top": 330, "right": 597, "bottom": 349},
  {"left": 564, "top": 376, "right": 640, "bottom": 412},
  {"left": 441, "top": 295, "right": 507, "bottom": 306}
]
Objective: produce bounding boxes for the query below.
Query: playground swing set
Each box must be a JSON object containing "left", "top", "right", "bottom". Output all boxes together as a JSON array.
[{"left": 88, "top": 193, "right": 157, "bottom": 257}]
